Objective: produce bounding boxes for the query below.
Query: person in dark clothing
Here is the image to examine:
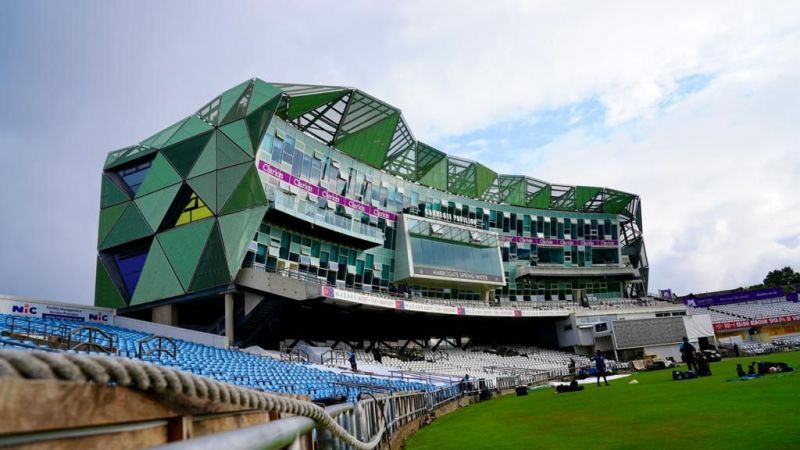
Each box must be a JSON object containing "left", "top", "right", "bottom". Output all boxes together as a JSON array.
[
  {"left": 680, "top": 337, "right": 699, "bottom": 373},
  {"left": 591, "top": 350, "right": 609, "bottom": 386},
  {"left": 747, "top": 362, "right": 756, "bottom": 375},
  {"left": 568, "top": 358, "right": 576, "bottom": 377},
  {"left": 733, "top": 344, "right": 740, "bottom": 357},
  {"left": 372, "top": 348, "right": 382, "bottom": 364},
  {"left": 736, "top": 363, "right": 745, "bottom": 377},
  {"left": 348, "top": 352, "right": 357, "bottom": 372}
]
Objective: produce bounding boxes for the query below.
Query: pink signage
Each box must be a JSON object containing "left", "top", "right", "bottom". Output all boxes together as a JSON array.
[
  {"left": 713, "top": 314, "right": 800, "bottom": 331},
  {"left": 257, "top": 160, "right": 398, "bottom": 221}
]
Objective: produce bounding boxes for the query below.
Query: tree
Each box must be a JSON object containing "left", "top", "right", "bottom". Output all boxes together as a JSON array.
[{"left": 763, "top": 266, "right": 800, "bottom": 287}]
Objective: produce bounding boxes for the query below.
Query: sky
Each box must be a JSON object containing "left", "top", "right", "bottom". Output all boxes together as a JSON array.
[{"left": 0, "top": 1, "right": 798, "bottom": 305}]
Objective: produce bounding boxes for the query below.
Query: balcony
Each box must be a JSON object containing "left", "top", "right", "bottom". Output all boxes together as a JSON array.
[
  {"left": 268, "top": 189, "right": 385, "bottom": 248},
  {"left": 515, "top": 264, "right": 640, "bottom": 279}
]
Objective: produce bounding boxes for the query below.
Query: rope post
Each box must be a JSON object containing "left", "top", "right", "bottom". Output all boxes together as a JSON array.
[{"left": 224, "top": 293, "right": 235, "bottom": 347}]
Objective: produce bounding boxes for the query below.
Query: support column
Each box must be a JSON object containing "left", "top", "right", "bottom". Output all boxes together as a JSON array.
[
  {"left": 152, "top": 304, "right": 176, "bottom": 326},
  {"left": 225, "top": 293, "right": 235, "bottom": 347}
]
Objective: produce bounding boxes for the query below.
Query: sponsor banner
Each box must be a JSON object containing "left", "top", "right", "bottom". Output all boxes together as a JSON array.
[
  {"left": 414, "top": 266, "right": 504, "bottom": 284},
  {"left": 320, "top": 287, "right": 570, "bottom": 317},
  {"left": 498, "top": 235, "right": 618, "bottom": 248},
  {"left": 659, "top": 289, "right": 673, "bottom": 300},
  {"left": 321, "top": 286, "right": 396, "bottom": 309},
  {"left": 257, "top": 160, "right": 398, "bottom": 221},
  {"left": 713, "top": 314, "right": 800, "bottom": 331},
  {"left": 404, "top": 302, "right": 454, "bottom": 315},
  {"left": 685, "top": 287, "right": 785, "bottom": 308},
  {"left": 0, "top": 299, "right": 113, "bottom": 323}
]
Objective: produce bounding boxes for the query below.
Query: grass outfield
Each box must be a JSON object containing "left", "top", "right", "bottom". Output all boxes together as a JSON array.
[{"left": 406, "top": 351, "right": 800, "bottom": 450}]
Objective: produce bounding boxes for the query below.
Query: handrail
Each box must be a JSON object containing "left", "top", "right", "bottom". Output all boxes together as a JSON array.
[
  {"left": 153, "top": 403, "right": 355, "bottom": 450},
  {"left": 138, "top": 335, "right": 178, "bottom": 359},
  {"left": 244, "top": 263, "right": 676, "bottom": 313}
]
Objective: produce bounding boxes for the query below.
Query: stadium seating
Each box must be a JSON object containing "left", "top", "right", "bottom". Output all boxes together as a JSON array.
[
  {"left": 0, "top": 314, "right": 432, "bottom": 402},
  {"left": 347, "top": 345, "right": 627, "bottom": 383},
  {"left": 687, "top": 296, "right": 799, "bottom": 323}
]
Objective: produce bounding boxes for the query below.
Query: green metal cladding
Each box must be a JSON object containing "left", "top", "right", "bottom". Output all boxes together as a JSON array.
[
  {"left": 96, "top": 79, "right": 280, "bottom": 308},
  {"left": 96, "top": 77, "right": 646, "bottom": 308}
]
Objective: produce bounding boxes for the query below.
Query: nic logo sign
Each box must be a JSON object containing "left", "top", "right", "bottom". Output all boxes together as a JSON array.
[{"left": 11, "top": 304, "right": 38, "bottom": 315}]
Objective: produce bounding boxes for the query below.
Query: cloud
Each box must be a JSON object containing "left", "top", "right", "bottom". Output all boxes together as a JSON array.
[
  {"left": 1, "top": 1, "right": 799, "bottom": 303},
  {"left": 508, "top": 47, "right": 800, "bottom": 293}
]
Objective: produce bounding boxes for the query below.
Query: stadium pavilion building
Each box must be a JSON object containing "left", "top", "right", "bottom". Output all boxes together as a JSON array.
[{"left": 95, "top": 78, "right": 654, "bottom": 349}]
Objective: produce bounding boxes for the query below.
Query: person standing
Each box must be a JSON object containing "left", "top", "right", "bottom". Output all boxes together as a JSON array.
[
  {"left": 372, "top": 347, "right": 382, "bottom": 364},
  {"left": 680, "top": 337, "right": 699, "bottom": 373},
  {"left": 348, "top": 351, "right": 358, "bottom": 373},
  {"left": 733, "top": 343, "right": 740, "bottom": 358},
  {"left": 591, "top": 350, "right": 609, "bottom": 386}
]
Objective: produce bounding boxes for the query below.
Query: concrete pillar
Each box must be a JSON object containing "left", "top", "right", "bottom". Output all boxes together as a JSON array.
[
  {"left": 152, "top": 304, "right": 176, "bottom": 326},
  {"left": 225, "top": 293, "right": 235, "bottom": 347}
]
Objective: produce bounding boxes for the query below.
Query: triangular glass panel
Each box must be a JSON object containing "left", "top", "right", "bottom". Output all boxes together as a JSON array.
[
  {"left": 286, "top": 89, "right": 347, "bottom": 119},
  {"left": 216, "top": 163, "right": 250, "bottom": 211},
  {"left": 162, "top": 131, "right": 213, "bottom": 178},
  {"left": 246, "top": 80, "right": 282, "bottom": 115},
  {"left": 217, "top": 80, "right": 251, "bottom": 127},
  {"left": 115, "top": 159, "right": 153, "bottom": 195},
  {"left": 219, "top": 206, "right": 268, "bottom": 277},
  {"left": 100, "top": 174, "right": 130, "bottom": 208},
  {"left": 101, "top": 203, "right": 154, "bottom": 250},
  {"left": 175, "top": 192, "right": 214, "bottom": 227},
  {"left": 111, "top": 243, "right": 150, "bottom": 298},
  {"left": 187, "top": 172, "right": 217, "bottom": 213},
  {"left": 163, "top": 115, "right": 213, "bottom": 147},
  {"left": 136, "top": 153, "right": 182, "bottom": 198},
  {"left": 157, "top": 217, "right": 215, "bottom": 290},
  {"left": 188, "top": 223, "right": 232, "bottom": 292},
  {"left": 220, "top": 120, "right": 254, "bottom": 156},
  {"left": 130, "top": 240, "right": 185, "bottom": 305},
  {"left": 219, "top": 166, "right": 267, "bottom": 215},
  {"left": 134, "top": 183, "right": 182, "bottom": 231},
  {"left": 140, "top": 118, "right": 187, "bottom": 149},
  {"left": 216, "top": 130, "right": 251, "bottom": 169},
  {"left": 95, "top": 257, "right": 128, "bottom": 309},
  {"left": 98, "top": 202, "right": 129, "bottom": 246},
  {"left": 188, "top": 133, "right": 217, "bottom": 178},
  {"left": 220, "top": 81, "right": 254, "bottom": 126},
  {"left": 246, "top": 95, "right": 281, "bottom": 153}
]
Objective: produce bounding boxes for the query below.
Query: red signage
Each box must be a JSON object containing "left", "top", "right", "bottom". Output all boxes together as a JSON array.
[{"left": 713, "top": 314, "right": 800, "bottom": 331}]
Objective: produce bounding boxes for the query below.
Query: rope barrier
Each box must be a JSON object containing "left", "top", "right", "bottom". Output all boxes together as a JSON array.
[{"left": 0, "top": 350, "right": 385, "bottom": 450}]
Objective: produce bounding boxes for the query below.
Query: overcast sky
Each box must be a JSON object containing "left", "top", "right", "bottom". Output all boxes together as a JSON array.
[{"left": 1, "top": 1, "right": 798, "bottom": 305}]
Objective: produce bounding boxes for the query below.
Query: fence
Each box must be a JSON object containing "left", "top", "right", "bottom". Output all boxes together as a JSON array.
[{"left": 154, "top": 383, "right": 468, "bottom": 450}]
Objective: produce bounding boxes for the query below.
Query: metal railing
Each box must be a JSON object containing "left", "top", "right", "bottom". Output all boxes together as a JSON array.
[
  {"left": 280, "top": 347, "right": 310, "bottom": 363},
  {"left": 244, "top": 262, "right": 673, "bottom": 315},
  {"left": 138, "top": 335, "right": 178, "bottom": 360},
  {"left": 153, "top": 382, "right": 469, "bottom": 450}
]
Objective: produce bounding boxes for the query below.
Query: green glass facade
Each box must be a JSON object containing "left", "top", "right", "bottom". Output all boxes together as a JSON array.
[{"left": 96, "top": 79, "right": 647, "bottom": 309}]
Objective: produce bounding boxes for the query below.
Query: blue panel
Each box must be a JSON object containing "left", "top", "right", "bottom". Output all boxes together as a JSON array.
[
  {"left": 114, "top": 248, "right": 149, "bottom": 295},
  {"left": 116, "top": 160, "right": 153, "bottom": 194}
]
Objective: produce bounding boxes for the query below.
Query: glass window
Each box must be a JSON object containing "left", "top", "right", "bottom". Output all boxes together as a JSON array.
[
  {"left": 291, "top": 149, "right": 303, "bottom": 177},
  {"left": 117, "top": 160, "right": 152, "bottom": 194},
  {"left": 409, "top": 235, "right": 503, "bottom": 278},
  {"left": 300, "top": 154, "right": 312, "bottom": 180},
  {"left": 282, "top": 136, "right": 295, "bottom": 164},
  {"left": 176, "top": 192, "right": 213, "bottom": 226},
  {"left": 113, "top": 247, "right": 148, "bottom": 295},
  {"left": 271, "top": 136, "right": 283, "bottom": 164},
  {"left": 310, "top": 158, "right": 322, "bottom": 183}
]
